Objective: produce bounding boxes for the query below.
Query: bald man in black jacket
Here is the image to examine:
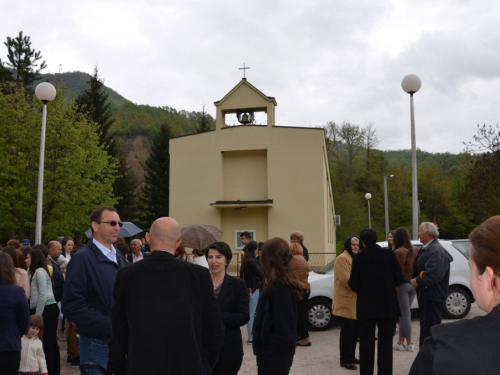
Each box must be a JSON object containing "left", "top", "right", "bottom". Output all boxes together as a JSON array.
[{"left": 108, "top": 217, "right": 225, "bottom": 375}]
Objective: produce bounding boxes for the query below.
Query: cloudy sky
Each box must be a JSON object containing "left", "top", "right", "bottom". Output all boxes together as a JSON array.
[{"left": 2, "top": 0, "right": 499, "bottom": 153}]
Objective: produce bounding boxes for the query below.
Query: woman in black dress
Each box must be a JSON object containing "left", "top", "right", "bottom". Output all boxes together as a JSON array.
[
  {"left": 206, "top": 242, "right": 249, "bottom": 375},
  {"left": 252, "top": 237, "right": 303, "bottom": 375}
]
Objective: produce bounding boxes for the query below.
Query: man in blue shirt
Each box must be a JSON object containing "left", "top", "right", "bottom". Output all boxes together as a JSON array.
[{"left": 62, "top": 206, "right": 127, "bottom": 375}]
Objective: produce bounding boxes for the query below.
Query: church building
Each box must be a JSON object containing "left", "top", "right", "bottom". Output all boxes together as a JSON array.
[{"left": 169, "top": 78, "right": 336, "bottom": 263}]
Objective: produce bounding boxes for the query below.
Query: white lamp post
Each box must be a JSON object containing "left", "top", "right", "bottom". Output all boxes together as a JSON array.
[
  {"left": 401, "top": 74, "right": 421, "bottom": 240},
  {"left": 365, "top": 193, "right": 372, "bottom": 229},
  {"left": 384, "top": 174, "right": 394, "bottom": 236},
  {"left": 34, "top": 82, "right": 56, "bottom": 244}
]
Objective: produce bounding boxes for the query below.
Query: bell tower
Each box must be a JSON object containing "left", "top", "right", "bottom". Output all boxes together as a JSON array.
[{"left": 214, "top": 78, "right": 277, "bottom": 130}]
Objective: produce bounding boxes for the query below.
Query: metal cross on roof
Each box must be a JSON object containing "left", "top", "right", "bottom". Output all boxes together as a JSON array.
[{"left": 239, "top": 63, "right": 250, "bottom": 78}]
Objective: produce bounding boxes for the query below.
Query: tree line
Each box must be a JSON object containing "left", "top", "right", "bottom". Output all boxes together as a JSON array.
[
  {"left": 0, "top": 31, "right": 213, "bottom": 243},
  {"left": 325, "top": 121, "right": 500, "bottom": 250}
]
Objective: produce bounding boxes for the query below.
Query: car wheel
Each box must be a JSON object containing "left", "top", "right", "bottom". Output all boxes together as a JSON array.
[
  {"left": 443, "top": 287, "right": 471, "bottom": 319},
  {"left": 306, "top": 298, "right": 334, "bottom": 331}
]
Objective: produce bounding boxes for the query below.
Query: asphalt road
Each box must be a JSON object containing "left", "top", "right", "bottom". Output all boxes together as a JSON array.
[{"left": 61, "top": 303, "right": 486, "bottom": 375}]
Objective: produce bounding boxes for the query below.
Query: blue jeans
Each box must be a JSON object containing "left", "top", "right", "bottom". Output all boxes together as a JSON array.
[
  {"left": 79, "top": 336, "right": 109, "bottom": 375},
  {"left": 247, "top": 289, "right": 260, "bottom": 340}
]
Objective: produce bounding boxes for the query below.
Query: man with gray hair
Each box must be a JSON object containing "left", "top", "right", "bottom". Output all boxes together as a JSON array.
[
  {"left": 127, "top": 239, "right": 148, "bottom": 263},
  {"left": 411, "top": 222, "right": 451, "bottom": 347}
]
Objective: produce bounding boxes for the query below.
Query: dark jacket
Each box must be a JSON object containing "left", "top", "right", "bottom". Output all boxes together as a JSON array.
[
  {"left": 348, "top": 244, "right": 404, "bottom": 320},
  {"left": 48, "top": 256, "right": 64, "bottom": 302},
  {"left": 107, "top": 251, "right": 225, "bottom": 375},
  {"left": 411, "top": 239, "right": 451, "bottom": 302},
  {"left": 126, "top": 252, "right": 149, "bottom": 263},
  {"left": 62, "top": 240, "right": 127, "bottom": 341},
  {"left": 242, "top": 258, "right": 262, "bottom": 289},
  {"left": 217, "top": 273, "right": 250, "bottom": 362},
  {"left": 0, "top": 281, "right": 30, "bottom": 352},
  {"left": 300, "top": 243, "right": 309, "bottom": 262},
  {"left": 409, "top": 305, "right": 500, "bottom": 375},
  {"left": 253, "top": 279, "right": 297, "bottom": 370}
]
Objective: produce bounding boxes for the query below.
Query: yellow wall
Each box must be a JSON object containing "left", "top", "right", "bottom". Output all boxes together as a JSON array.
[
  {"left": 223, "top": 150, "right": 267, "bottom": 201},
  {"left": 170, "top": 125, "right": 336, "bottom": 262}
]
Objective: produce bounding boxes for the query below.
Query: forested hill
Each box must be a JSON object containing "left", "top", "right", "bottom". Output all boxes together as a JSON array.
[
  {"left": 384, "top": 149, "right": 462, "bottom": 169},
  {"left": 33, "top": 71, "right": 209, "bottom": 138},
  {"left": 34, "top": 71, "right": 128, "bottom": 106}
]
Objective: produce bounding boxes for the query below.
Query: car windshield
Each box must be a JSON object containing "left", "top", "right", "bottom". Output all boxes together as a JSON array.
[
  {"left": 451, "top": 240, "right": 470, "bottom": 259},
  {"left": 314, "top": 259, "right": 335, "bottom": 275}
]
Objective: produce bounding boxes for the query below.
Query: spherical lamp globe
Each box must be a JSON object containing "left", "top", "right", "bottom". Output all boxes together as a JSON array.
[
  {"left": 365, "top": 193, "right": 372, "bottom": 200},
  {"left": 401, "top": 74, "right": 421, "bottom": 94},
  {"left": 35, "top": 82, "right": 57, "bottom": 103}
]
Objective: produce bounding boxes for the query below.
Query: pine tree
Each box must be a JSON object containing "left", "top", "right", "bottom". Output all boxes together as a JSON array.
[
  {"left": 195, "top": 105, "right": 213, "bottom": 133},
  {"left": 75, "top": 68, "right": 139, "bottom": 220},
  {"left": 140, "top": 122, "right": 171, "bottom": 227},
  {"left": 75, "top": 67, "right": 115, "bottom": 147},
  {"left": 0, "top": 31, "right": 46, "bottom": 94}
]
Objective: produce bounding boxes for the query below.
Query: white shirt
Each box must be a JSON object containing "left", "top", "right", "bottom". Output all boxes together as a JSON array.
[
  {"left": 93, "top": 238, "right": 117, "bottom": 264},
  {"left": 193, "top": 256, "right": 209, "bottom": 269},
  {"left": 132, "top": 252, "right": 144, "bottom": 263},
  {"left": 19, "top": 336, "right": 47, "bottom": 373}
]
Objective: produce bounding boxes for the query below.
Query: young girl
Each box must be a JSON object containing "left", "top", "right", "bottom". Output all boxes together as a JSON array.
[{"left": 18, "top": 315, "right": 48, "bottom": 375}]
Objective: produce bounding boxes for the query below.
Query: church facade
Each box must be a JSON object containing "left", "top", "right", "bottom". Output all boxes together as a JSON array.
[{"left": 169, "top": 78, "right": 336, "bottom": 261}]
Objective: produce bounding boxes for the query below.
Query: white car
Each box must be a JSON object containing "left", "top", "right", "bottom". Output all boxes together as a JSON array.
[{"left": 306, "top": 240, "right": 473, "bottom": 331}]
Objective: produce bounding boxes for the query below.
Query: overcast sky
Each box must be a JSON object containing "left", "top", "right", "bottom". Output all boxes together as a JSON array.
[{"left": 2, "top": 0, "right": 499, "bottom": 153}]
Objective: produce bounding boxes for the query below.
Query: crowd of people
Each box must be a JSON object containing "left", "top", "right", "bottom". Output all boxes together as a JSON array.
[{"left": 1, "top": 205, "right": 500, "bottom": 375}]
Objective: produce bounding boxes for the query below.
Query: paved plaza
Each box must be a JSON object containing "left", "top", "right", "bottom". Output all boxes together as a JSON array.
[{"left": 60, "top": 303, "right": 485, "bottom": 375}]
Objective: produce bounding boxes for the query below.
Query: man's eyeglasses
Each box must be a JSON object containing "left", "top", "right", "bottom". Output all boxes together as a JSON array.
[{"left": 97, "top": 221, "right": 124, "bottom": 228}]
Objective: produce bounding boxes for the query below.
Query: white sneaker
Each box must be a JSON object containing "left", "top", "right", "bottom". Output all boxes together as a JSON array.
[
  {"left": 393, "top": 342, "right": 406, "bottom": 351},
  {"left": 407, "top": 343, "right": 415, "bottom": 352}
]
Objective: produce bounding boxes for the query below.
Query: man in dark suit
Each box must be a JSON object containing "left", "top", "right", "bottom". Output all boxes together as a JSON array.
[
  {"left": 108, "top": 217, "right": 225, "bottom": 375},
  {"left": 348, "top": 229, "right": 404, "bottom": 375},
  {"left": 411, "top": 222, "right": 451, "bottom": 347},
  {"left": 127, "top": 239, "right": 149, "bottom": 263}
]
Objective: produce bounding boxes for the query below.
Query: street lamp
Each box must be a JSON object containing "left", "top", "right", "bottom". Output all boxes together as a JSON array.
[
  {"left": 34, "top": 82, "right": 57, "bottom": 244},
  {"left": 384, "top": 174, "right": 394, "bottom": 236},
  {"left": 401, "top": 74, "right": 421, "bottom": 240},
  {"left": 365, "top": 193, "right": 372, "bottom": 229}
]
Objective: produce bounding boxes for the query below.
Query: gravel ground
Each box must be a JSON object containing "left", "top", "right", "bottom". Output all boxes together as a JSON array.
[{"left": 60, "top": 303, "right": 485, "bottom": 375}]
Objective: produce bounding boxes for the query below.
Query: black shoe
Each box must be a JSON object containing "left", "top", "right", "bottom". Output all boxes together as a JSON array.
[
  {"left": 296, "top": 342, "right": 312, "bottom": 347},
  {"left": 341, "top": 362, "right": 357, "bottom": 370},
  {"left": 70, "top": 356, "right": 80, "bottom": 368},
  {"left": 66, "top": 356, "right": 72, "bottom": 364},
  {"left": 351, "top": 358, "right": 360, "bottom": 364}
]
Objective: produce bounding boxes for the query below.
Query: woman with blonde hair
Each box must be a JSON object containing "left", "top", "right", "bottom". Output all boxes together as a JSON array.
[
  {"left": 290, "top": 231, "right": 309, "bottom": 262},
  {"left": 333, "top": 237, "right": 360, "bottom": 370},
  {"left": 410, "top": 215, "right": 500, "bottom": 374},
  {"left": 289, "top": 242, "right": 311, "bottom": 347}
]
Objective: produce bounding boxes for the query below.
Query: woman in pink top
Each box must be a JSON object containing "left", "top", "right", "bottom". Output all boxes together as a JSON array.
[{"left": 1, "top": 246, "right": 29, "bottom": 299}]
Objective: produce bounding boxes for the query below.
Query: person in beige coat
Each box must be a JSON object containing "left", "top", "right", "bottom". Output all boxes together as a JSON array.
[
  {"left": 333, "top": 237, "right": 360, "bottom": 370},
  {"left": 290, "top": 243, "right": 312, "bottom": 347}
]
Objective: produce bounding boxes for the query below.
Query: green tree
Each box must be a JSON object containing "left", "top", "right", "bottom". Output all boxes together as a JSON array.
[
  {"left": 0, "top": 85, "right": 116, "bottom": 242},
  {"left": 338, "top": 121, "right": 365, "bottom": 178},
  {"left": 195, "top": 104, "right": 213, "bottom": 133},
  {"left": 0, "top": 31, "right": 46, "bottom": 94},
  {"left": 75, "top": 68, "right": 139, "bottom": 220},
  {"left": 140, "top": 122, "right": 172, "bottom": 227}
]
